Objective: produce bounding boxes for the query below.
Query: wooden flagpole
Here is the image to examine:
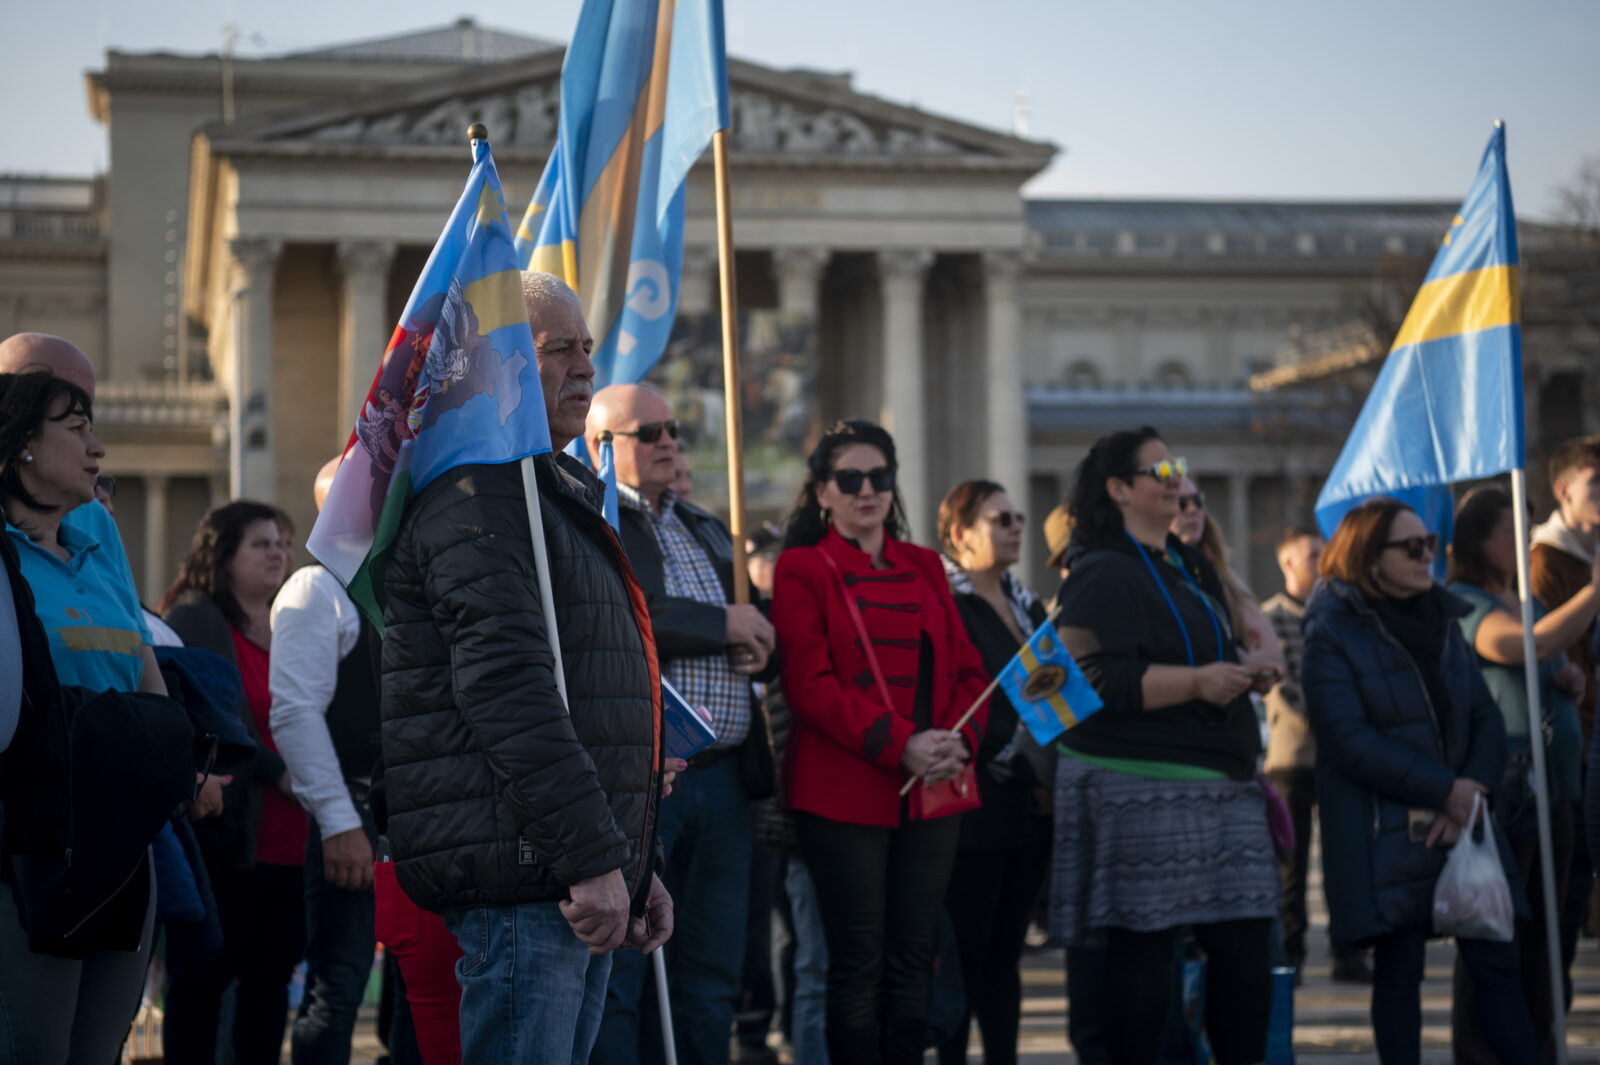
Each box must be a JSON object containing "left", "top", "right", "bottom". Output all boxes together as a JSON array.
[{"left": 712, "top": 128, "right": 750, "bottom": 606}]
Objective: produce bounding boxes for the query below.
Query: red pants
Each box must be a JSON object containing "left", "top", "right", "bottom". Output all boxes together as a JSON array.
[{"left": 374, "top": 862, "right": 463, "bottom": 1065}]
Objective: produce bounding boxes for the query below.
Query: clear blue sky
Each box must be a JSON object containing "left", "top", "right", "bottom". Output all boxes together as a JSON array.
[{"left": 4, "top": 0, "right": 1596, "bottom": 217}]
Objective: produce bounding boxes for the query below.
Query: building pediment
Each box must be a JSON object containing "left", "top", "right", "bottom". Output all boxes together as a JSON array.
[{"left": 201, "top": 54, "right": 1055, "bottom": 173}]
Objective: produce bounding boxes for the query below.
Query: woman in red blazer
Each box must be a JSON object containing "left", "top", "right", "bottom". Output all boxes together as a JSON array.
[{"left": 771, "top": 419, "right": 990, "bottom": 1065}]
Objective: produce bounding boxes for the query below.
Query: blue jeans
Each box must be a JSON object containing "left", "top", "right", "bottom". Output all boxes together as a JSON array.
[
  {"left": 292, "top": 788, "right": 379, "bottom": 1065},
  {"left": 444, "top": 901, "right": 612, "bottom": 1065},
  {"left": 785, "top": 857, "right": 831, "bottom": 1065},
  {"left": 593, "top": 756, "right": 753, "bottom": 1065}
]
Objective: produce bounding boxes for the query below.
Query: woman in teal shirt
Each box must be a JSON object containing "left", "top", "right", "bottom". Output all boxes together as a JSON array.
[
  {"left": 1446, "top": 485, "right": 1600, "bottom": 1065},
  {"left": 0, "top": 370, "right": 170, "bottom": 1065}
]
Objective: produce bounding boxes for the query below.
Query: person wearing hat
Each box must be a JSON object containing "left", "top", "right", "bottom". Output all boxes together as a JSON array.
[{"left": 1043, "top": 503, "right": 1074, "bottom": 581}]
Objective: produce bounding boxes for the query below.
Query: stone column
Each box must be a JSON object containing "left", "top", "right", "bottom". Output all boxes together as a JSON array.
[
  {"left": 227, "top": 237, "right": 281, "bottom": 502},
  {"left": 772, "top": 247, "right": 829, "bottom": 319},
  {"left": 336, "top": 241, "right": 397, "bottom": 439},
  {"left": 142, "top": 474, "right": 170, "bottom": 599},
  {"left": 983, "top": 250, "right": 1031, "bottom": 573},
  {"left": 877, "top": 249, "right": 934, "bottom": 536},
  {"left": 1228, "top": 472, "right": 1252, "bottom": 582},
  {"left": 678, "top": 245, "right": 718, "bottom": 317}
]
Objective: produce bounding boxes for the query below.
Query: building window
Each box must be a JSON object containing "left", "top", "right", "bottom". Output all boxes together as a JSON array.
[
  {"left": 1153, "top": 360, "right": 1193, "bottom": 388},
  {"left": 1064, "top": 359, "right": 1101, "bottom": 388}
]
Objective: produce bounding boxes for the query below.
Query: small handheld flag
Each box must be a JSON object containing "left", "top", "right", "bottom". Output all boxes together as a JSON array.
[
  {"left": 999, "top": 618, "right": 1103, "bottom": 746},
  {"left": 596, "top": 430, "right": 622, "bottom": 532},
  {"left": 308, "top": 127, "right": 551, "bottom": 627}
]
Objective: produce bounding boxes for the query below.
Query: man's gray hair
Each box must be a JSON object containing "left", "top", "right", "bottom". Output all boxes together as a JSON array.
[{"left": 520, "top": 270, "right": 582, "bottom": 317}]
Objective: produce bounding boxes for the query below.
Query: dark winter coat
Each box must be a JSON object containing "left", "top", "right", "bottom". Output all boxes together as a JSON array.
[
  {"left": 163, "top": 591, "right": 284, "bottom": 871},
  {"left": 1302, "top": 579, "right": 1516, "bottom": 947},
  {"left": 380, "top": 455, "right": 663, "bottom": 913},
  {"left": 1, "top": 533, "right": 194, "bottom": 957}
]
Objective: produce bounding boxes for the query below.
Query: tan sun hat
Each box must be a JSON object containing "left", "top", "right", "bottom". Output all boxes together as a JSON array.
[{"left": 1043, "top": 503, "right": 1074, "bottom": 571}]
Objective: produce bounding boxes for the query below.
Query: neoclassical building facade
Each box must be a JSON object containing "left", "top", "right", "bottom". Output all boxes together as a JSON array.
[{"left": 2, "top": 20, "right": 1595, "bottom": 599}]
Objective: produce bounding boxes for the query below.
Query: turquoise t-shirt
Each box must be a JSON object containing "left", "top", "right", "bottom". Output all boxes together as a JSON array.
[
  {"left": 1449, "top": 581, "right": 1582, "bottom": 802},
  {"left": 6, "top": 500, "right": 152, "bottom": 693}
]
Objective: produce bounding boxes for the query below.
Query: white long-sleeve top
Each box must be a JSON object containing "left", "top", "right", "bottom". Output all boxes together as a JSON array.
[{"left": 268, "top": 564, "right": 365, "bottom": 839}]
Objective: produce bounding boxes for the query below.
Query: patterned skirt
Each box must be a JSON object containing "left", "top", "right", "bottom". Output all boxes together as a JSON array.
[{"left": 1048, "top": 755, "right": 1281, "bottom": 944}]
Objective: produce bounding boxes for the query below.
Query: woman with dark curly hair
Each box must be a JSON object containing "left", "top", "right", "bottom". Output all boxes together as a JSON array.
[
  {"left": 159, "top": 501, "right": 304, "bottom": 1065},
  {"left": 1048, "top": 426, "right": 1281, "bottom": 1065},
  {"left": 771, "top": 420, "right": 990, "bottom": 1065}
]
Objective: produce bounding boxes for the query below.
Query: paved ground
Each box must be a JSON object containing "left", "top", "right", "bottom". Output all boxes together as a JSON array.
[
  {"left": 124, "top": 849, "right": 1599, "bottom": 1064},
  {"left": 313, "top": 933, "right": 1600, "bottom": 1064}
]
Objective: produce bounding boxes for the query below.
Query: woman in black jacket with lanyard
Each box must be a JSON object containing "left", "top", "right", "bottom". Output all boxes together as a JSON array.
[
  {"left": 1049, "top": 426, "right": 1281, "bottom": 1065},
  {"left": 935, "top": 479, "right": 1049, "bottom": 1065}
]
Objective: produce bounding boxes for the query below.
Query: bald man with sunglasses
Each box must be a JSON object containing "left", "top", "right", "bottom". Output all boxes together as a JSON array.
[{"left": 586, "top": 383, "right": 778, "bottom": 1065}]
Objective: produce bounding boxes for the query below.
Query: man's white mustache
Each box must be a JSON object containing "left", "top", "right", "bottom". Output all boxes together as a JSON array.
[{"left": 559, "top": 385, "right": 592, "bottom": 402}]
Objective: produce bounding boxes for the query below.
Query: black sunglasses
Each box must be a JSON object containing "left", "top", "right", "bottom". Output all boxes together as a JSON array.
[
  {"left": 1178, "top": 492, "right": 1205, "bottom": 512},
  {"left": 614, "top": 419, "right": 680, "bottom": 444},
  {"left": 983, "top": 510, "right": 1026, "bottom": 529},
  {"left": 830, "top": 466, "right": 896, "bottom": 495},
  {"left": 95, "top": 474, "right": 118, "bottom": 499},
  {"left": 1382, "top": 533, "right": 1440, "bottom": 560}
]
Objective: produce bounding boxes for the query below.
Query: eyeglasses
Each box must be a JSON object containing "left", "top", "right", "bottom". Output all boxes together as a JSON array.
[
  {"left": 982, "top": 510, "right": 1026, "bottom": 529},
  {"left": 1132, "top": 456, "right": 1189, "bottom": 486},
  {"left": 614, "top": 419, "right": 680, "bottom": 444},
  {"left": 1178, "top": 492, "right": 1206, "bottom": 512},
  {"left": 1382, "top": 533, "right": 1440, "bottom": 560},
  {"left": 829, "top": 466, "right": 896, "bottom": 495}
]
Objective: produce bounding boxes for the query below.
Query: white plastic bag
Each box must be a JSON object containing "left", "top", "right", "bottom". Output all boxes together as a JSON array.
[{"left": 1432, "top": 793, "right": 1515, "bottom": 942}]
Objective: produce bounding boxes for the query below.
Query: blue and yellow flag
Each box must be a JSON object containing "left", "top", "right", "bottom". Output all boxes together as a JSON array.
[
  {"left": 516, "top": 0, "right": 728, "bottom": 388},
  {"left": 998, "top": 619, "right": 1104, "bottom": 746},
  {"left": 309, "top": 135, "right": 550, "bottom": 628},
  {"left": 1316, "top": 124, "right": 1522, "bottom": 534}
]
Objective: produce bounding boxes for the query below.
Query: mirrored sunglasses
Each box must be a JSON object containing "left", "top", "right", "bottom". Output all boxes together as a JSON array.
[{"left": 1135, "top": 456, "right": 1189, "bottom": 485}]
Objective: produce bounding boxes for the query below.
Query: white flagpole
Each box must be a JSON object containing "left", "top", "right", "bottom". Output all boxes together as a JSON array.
[
  {"left": 520, "top": 456, "right": 568, "bottom": 704},
  {"left": 1510, "top": 466, "right": 1568, "bottom": 1063}
]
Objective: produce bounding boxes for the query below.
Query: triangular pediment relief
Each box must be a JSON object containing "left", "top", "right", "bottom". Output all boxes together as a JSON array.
[{"left": 203, "top": 55, "right": 1054, "bottom": 170}]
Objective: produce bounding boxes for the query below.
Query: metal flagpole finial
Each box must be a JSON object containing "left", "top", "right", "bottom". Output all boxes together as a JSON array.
[
  {"left": 598, "top": 430, "right": 613, "bottom": 442},
  {"left": 1493, "top": 118, "right": 1505, "bottom": 129},
  {"left": 467, "top": 123, "right": 490, "bottom": 144}
]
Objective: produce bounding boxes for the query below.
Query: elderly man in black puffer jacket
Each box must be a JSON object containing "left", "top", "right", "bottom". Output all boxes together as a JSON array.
[{"left": 379, "top": 270, "right": 670, "bottom": 1064}]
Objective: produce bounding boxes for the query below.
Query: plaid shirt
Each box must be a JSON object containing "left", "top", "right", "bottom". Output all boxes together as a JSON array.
[{"left": 620, "top": 485, "right": 750, "bottom": 749}]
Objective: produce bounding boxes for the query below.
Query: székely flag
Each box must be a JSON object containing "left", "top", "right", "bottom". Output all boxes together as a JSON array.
[
  {"left": 998, "top": 618, "right": 1104, "bottom": 746},
  {"left": 308, "top": 134, "right": 550, "bottom": 628},
  {"left": 1316, "top": 124, "right": 1522, "bottom": 536},
  {"left": 514, "top": 0, "right": 728, "bottom": 389}
]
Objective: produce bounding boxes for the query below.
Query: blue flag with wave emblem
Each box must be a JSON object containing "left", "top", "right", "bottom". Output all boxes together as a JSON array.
[{"left": 515, "top": 0, "right": 728, "bottom": 390}]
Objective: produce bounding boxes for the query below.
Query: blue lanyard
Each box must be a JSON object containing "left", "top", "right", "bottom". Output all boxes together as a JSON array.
[{"left": 1125, "top": 532, "right": 1226, "bottom": 667}]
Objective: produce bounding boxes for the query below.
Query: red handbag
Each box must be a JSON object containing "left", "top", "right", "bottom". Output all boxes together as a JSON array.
[{"left": 820, "top": 551, "right": 981, "bottom": 820}]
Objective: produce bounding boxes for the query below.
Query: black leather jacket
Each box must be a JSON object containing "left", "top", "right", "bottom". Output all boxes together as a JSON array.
[{"left": 380, "top": 455, "right": 663, "bottom": 912}]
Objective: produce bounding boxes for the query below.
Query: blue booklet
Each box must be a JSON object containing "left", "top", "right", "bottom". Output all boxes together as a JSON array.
[{"left": 662, "top": 678, "right": 718, "bottom": 760}]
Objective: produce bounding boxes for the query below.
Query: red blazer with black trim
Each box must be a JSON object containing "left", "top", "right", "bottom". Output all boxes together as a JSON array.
[{"left": 771, "top": 528, "right": 990, "bottom": 826}]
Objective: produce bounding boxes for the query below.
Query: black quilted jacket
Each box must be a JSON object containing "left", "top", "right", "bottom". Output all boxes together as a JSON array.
[{"left": 380, "top": 454, "right": 662, "bottom": 912}]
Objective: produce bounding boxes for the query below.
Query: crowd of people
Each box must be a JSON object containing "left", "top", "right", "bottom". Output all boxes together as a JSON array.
[{"left": 1, "top": 270, "right": 1599, "bottom": 1065}]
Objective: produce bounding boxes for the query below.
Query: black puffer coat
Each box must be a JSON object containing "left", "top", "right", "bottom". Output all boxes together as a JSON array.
[{"left": 380, "top": 454, "right": 662, "bottom": 913}]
